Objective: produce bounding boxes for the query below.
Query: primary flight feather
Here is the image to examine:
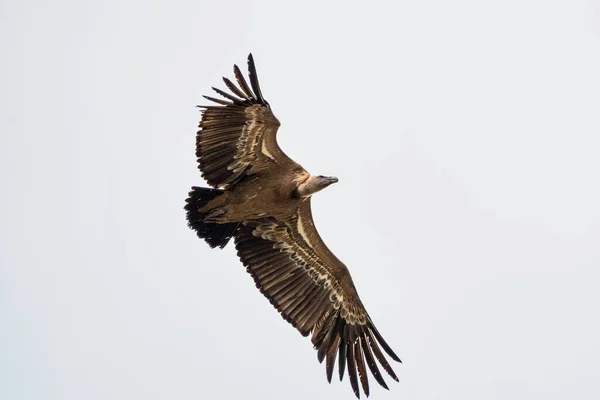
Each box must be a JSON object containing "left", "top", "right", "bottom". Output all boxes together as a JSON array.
[{"left": 185, "top": 54, "right": 401, "bottom": 398}]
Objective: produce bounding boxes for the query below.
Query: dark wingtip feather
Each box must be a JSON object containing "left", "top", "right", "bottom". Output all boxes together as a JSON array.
[
  {"left": 366, "top": 329, "right": 399, "bottom": 382},
  {"left": 369, "top": 323, "right": 402, "bottom": 363},
  {"left": 355, "top": 338, "right": 370, "bottom": 397},
  {"left": 338, "top": 339, "right": 347, "bottom": 382},
  {"left": 247, "top": 53, "right": 265, "bottom": 104},
  {"left": 211, "top": 87, "right": 244, "bottom": 104},
  {"left": 202, "top": 95, "right": 232, "bottom": 106},
  {"left": 325, "top": 334, "right": 340, "bottom": 384},
  {"left": 233, "top": 64, "right": 255, "bottom": 100},
  {"left": 326, "top": 353, "right": 335, "bottom": 383},
  {"left": 347, "top": 340, "right": 360, "bottom": 398},
  {"left": 222, "top": 77, "right": 250, "bottom": 100},
  {"left": 317, "top": 348, "right": 326, "bottom": 364},
  {"left": 361, "top": 333, "right": 389, "bottom": 390}
]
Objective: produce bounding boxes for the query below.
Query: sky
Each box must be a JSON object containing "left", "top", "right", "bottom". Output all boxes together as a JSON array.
[{"left": 1, "top": 0, "right": 599, "bottom": 399}]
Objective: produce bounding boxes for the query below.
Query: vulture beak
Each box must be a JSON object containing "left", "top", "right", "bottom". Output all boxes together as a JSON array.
[{"left": 323, "top": 176, "right": 338, "bottom": 185}]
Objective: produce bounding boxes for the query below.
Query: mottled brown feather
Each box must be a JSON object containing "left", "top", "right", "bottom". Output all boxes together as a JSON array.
[
  {"left": 196, "top": 56, "right": 289, "bottom": 188},
  {"left": 232, "top": 200, "right": 400, "bottom": 398}
]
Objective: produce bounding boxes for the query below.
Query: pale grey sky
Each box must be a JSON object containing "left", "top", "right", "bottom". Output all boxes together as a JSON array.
[{"left": 1, "top": 1, "right": 599, "bottom": 399}]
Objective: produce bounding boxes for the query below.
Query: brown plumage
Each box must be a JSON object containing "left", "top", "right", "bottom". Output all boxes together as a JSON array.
[{"left": 185, "top": 54, "right": 401, "bottom": 398}]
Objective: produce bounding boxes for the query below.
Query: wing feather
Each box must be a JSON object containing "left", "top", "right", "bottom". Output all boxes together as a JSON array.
[
  {"left": 222, "top": 77, "right": 251, "bottom": 100},
  {"left": 233, "top": 201, "right": 400, "bottom": 398},
  {"left": 247, "top": 53, "right": 266, "bottom": 104},
  {"left": 211, "top": 86, "right": 244, "bottom": 104},
  {"left": 301, "top": 294, "right": 331, "bottom": 335},
  {"left": 201, "top": 95, "right": 232, "bottom": 106},
  {"left": 355, "top": 336, "right": 370, "bottom": 397},
  {"left": 367, "top": 330, "right": 399, "bottom": 382},
  {"left": 361, "top": 332, "right": 388, "bottom": 390},
  {"left": 338, "top": 336, "right": 347, "bottom": 381},
  {"left": 346, "top": 333, "right": 360, "bottom": 398},
  {"left": 326, "top": 334, "right": 341, "bottom": 382},
  {"left": 290, "top": 284, "right": 322, "bottom": 324},
  {"left": 196, "top": 55, "right": 292, "bottom": 188},
  {"left": 233, "top": 64, "right": 255, "bottom": 99}
]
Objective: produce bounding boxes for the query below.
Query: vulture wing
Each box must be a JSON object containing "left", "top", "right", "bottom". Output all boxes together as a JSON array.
[
  {"left": 234, "top": 200, "right": 401, "bottom": 398},
  {"left": 197, "top": 54, "right": 295, "bottom": 188}
]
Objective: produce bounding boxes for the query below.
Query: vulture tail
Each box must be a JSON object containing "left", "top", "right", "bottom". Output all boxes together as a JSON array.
[{"left": 185, "top": 186, "right": 239, "bottom": 249}]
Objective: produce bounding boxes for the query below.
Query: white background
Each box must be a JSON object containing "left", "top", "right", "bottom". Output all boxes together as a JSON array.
[{"left": 1, "top": 1, "right": 599, "bottom": 399}]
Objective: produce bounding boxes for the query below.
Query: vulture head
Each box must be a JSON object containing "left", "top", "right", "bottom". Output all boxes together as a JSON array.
[{"left": 296, "top": 175, "right": 338, "bottom": 198}]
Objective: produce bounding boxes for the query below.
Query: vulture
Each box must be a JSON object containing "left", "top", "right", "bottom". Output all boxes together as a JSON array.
[{"left": 185, "top": 54, "right": 401, "bottom": 398}]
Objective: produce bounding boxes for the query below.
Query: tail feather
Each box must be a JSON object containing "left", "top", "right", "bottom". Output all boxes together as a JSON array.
[{"left": 184, "top": 186, "right": 239, "bottom": 249}]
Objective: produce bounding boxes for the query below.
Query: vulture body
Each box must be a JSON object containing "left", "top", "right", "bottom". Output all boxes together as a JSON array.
[{"left": 185, "top": 54, "right": 401, "bottom": 398}]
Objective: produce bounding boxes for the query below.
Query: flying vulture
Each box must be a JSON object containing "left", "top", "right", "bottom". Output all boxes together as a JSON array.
[{"left": 185, "top": 54, "right": 401, "bottom": 397}]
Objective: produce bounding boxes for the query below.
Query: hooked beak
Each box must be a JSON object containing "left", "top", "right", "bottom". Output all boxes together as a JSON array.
[{"left": 326, "top": 176, "right": 338, "bottom": 184}]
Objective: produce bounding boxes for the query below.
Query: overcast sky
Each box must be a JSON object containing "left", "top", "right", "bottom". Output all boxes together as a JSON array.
[{"left": 1, "top": 1, "right": 599, "bottom": 399}]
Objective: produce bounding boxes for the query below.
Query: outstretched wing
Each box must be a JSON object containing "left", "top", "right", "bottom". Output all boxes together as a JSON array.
[
  {"left": 197, "top": 54, "right": 295, "bottom": 189},
  {"left": 234, "top": 200, "right": 401, "bottom": 398}
]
